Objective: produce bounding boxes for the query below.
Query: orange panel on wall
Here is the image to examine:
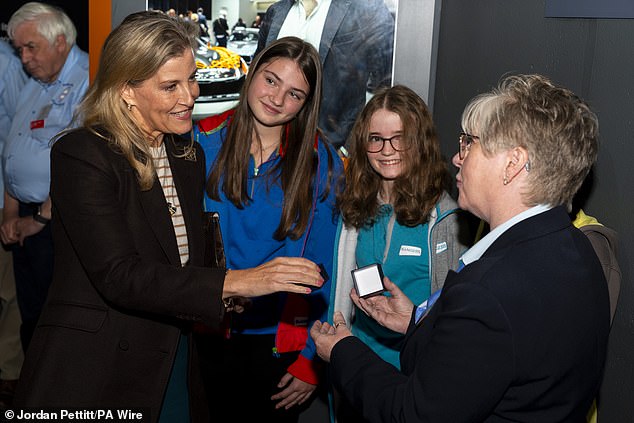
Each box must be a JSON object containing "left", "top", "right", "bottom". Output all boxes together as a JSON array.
[{"left": 89, "top": 0, "right": 112, "bottom": 82}]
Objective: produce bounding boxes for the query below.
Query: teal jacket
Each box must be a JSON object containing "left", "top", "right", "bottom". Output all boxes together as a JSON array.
[
  {"left": 327, "top": 192, "right": 468, "bottom": 422},
  {"left": 328, "top": 192, "right": 468, "bottom": 326}
]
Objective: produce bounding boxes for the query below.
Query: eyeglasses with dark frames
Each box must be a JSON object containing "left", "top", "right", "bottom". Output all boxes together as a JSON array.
[
  {"left": 458, "top": 132, "right": 480, "bottom": 160},
  {"left": 366, "top": 134, "right": 409, "bottom": 153}
]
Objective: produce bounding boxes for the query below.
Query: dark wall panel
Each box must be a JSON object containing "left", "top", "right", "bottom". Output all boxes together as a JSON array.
[{"left": 545, "top": 0, "right": 634, "bottom": 18}]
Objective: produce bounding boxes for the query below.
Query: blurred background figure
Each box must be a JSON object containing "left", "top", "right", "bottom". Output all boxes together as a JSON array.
[
  {"left": 0, "top": 1, "right": 89, "bottom": 354},
  {"left": 257, "top": 0, "right": 395, "bottom": 149},
  {"left": 197, "top": 7, "right": 209, "bottom": 37},
  {"left": 0, "top": 38, "right": 27, "bottom": 413},
  {"left": 212, "top": 9, "right": 230, "bottom": 47},
  {"left": 188, "top": 11, "right": 206, "bottom": 38},
  {"left": 233, "top": 17, "right": 247, "bottom": 31}
]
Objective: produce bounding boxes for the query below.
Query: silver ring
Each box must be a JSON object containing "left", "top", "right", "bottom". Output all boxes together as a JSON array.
[{"left": 334, "top": 321, "right": 346, "bottom": 329}]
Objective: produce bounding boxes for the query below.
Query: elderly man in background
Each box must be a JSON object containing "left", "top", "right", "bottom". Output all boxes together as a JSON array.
[
  {"left": 0, "top": 38, "right": 27, "bottom": 412},
  {"left": 0, "top": 2, "right": 88, "bottom": 353}
]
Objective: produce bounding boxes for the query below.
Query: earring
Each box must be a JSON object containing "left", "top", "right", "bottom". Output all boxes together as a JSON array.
[
  {"left": 127, "top": 103, "right": 132, "bottom": 111},
  {"left": 525, "top": 161, "right": 531, "bottom": 172},
  {"left": 503, "top": 176, "right": 509, "bottom": 185}
]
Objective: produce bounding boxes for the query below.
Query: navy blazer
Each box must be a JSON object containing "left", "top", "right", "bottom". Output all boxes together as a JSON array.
[
  {"left": 330, "top": 206, "right": 610, "bottom": 422},
  {"left": 14, "top": 129, "right": 226, "bottom": 422},
  {"left": 257, "top": 0, "right": 394, "bottom": 147}
]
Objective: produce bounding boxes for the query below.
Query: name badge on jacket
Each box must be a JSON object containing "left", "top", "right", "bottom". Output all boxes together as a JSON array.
[
  {"left": 399, "top": 245, "right": 421, "bottom": 256},
  {"left": 30, "top": 119, "right": 45, "bottom": 130}
]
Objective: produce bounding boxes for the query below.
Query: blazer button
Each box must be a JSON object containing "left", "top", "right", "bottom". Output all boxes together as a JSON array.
[{"left": 119, "top": 340, "right": 129, "bottom": 351}]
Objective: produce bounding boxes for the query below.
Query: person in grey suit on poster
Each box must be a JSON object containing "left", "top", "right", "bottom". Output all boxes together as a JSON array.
[
  {"left": 312, "top": 74, "right": 610, "bottom": 423},
  {"left": 257, "top": 0, "right": 394, "bottom": 149}
]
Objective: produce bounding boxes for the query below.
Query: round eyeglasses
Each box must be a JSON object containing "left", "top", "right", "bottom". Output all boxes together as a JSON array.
[
  {"left": 366, "top": 135, "right": 408, "bottom": 153},
  {"left": 458, "top": 132, "right": 480, "bottom": 160}
]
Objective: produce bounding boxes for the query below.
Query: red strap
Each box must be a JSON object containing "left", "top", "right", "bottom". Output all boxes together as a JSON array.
[
  {"left": 276, "top": 293, "right": 309, "bottom": 353},
  {"left": 197, "top": 109, "right": 234, "bottom": 134}
]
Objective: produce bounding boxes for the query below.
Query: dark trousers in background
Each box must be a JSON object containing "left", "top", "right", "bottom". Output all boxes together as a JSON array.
[
  {"left": 13, "top": 202, "right": 54, "bottom": 352},
  {"left": 215, "top": 34, "right": 227, "bottom": 47},
  {"left": 195, "top": 332, "right": 311, "bottom": 423}
]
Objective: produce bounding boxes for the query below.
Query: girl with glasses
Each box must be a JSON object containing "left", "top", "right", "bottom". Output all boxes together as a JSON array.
[{"left": 327, "top": 85, "right": 469, "bottom": 422}]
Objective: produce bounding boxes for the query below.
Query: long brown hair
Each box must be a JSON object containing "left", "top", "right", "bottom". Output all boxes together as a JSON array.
[
  {"left": 338, "top": 85, "right": 447, "bottom": 228},
  {"left": 206, "top": 36, "right": 332, "bottom": 240}
]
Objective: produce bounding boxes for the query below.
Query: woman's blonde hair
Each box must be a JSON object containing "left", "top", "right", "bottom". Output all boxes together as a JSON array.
[{"left": 75, "top": 11, "right": 198, "bottom": 190}]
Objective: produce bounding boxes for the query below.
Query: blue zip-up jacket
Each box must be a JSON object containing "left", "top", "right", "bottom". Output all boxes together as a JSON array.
[{"left": 195, "top": 111, "right": 343, "bottom": 383}]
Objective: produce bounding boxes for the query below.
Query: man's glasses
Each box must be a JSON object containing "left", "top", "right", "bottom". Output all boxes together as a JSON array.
[
  {"left": 366, "top": 135, "right": 408, "bottom": 153},
  {"left": 458, "top": 132, "right": 480, "bottom": 160}
]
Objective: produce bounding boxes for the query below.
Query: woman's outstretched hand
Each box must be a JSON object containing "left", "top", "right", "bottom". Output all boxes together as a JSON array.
[{"left": 222, "top": 257, "right": 324, "bottom": 298}]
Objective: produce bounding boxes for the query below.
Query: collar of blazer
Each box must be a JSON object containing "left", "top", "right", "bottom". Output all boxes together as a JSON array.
[{"left": 479, "top": 206, "right": 570, "bottom": 259}]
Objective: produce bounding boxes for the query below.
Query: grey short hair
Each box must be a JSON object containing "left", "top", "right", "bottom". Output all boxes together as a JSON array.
[
  {"left": 461, "top": 74, "right": 599, "bottom": 208},
  {"left": 8, "top": 2, "right": 77, "bottom": 47}
]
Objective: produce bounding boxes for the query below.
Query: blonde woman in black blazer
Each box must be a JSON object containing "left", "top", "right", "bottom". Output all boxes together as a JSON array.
[
  {"left": 312, "top": 74, "right": 610, "bottom": 423},
  {"left": 14, "top": 12, "right": 324, "bottom": 422}
]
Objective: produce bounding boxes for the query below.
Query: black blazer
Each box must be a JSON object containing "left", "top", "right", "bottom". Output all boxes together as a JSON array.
[
  {"left": 14, "top": 129, "right": 226, "bottom": 422},
  {"left": 331, "top": 207, "right": 610, "bottom": 422}
]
